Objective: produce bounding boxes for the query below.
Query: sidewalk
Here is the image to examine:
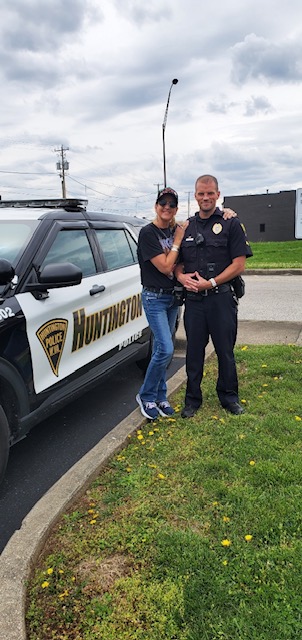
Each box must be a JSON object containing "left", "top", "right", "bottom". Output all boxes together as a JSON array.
[{"left": 0, "top": 318, "right": 302, "bottom": 640}]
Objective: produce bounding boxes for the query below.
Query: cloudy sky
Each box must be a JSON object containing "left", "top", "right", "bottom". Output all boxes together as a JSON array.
[{"left": 1, "top": 0, "right": 302, "bottom": 218}]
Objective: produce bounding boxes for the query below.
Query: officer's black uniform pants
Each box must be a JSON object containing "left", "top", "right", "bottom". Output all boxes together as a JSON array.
[{"left": 183, "top": 291, "right": 239, "bottom": 408}]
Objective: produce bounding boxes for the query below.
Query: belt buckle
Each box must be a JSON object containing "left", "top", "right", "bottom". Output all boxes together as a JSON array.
[{"left": 201, "top": 289, "right": 208, "bottom": 296}]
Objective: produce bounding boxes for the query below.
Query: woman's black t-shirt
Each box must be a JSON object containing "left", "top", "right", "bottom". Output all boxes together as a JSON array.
[{"left": 137, "top": 223, "right": 177, "bottom": 289}]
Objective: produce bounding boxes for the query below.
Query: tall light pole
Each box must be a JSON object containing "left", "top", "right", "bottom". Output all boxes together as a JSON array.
[{"left": 162, "top": 78, "right": 178, "bottom": 187}]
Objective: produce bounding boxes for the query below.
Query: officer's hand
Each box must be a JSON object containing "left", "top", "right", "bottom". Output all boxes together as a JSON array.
[
  {"left": 181, "top": 272, "right": 199, "bottom": 292},
  {"left": 194, "top": 272, "right": 209, "bottom": 292},
  {"left": 222, "top": 208, "right": 237, "bottom": 219}
]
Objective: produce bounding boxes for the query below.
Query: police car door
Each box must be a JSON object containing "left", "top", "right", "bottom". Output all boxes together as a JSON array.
[
  {"left": 16, "top": 222, "right": 116, "bottom": 395},
  {"left": 93, "top": 224, "right": 148, "bottom": 357}
]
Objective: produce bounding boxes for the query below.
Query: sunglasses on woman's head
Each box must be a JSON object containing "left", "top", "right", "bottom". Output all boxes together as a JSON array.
[{"left": 158, "top": 200, "right": 177, "bottom": 208}]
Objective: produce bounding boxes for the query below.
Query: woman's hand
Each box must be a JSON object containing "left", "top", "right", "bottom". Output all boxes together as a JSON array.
[{"left": 222, "top": 208, "right": 237, "bottom": 220}]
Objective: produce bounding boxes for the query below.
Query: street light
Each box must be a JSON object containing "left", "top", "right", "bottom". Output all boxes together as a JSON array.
[{"left": 162, "top": 78, "right": 178, "bottom": 187}]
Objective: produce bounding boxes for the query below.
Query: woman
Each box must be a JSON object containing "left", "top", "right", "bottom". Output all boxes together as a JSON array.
[{"left": 136, "top": 187, "right": 187, "bottom": 420}]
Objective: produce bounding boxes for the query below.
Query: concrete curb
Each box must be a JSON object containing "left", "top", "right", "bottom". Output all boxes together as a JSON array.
[
  {"left": 245, "top": 269, "right": 302, "bottom": 275},
  {"left": 0, "top": 355, "right": 208, "bottom": 640}
]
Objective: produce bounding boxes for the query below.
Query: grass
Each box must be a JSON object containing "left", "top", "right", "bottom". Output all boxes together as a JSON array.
[
  {"left": 245, "top": 240, "right": 302, "bottom": 269},
  {"left": 26, "top": 344, "right": 302, "bottom": 640}
]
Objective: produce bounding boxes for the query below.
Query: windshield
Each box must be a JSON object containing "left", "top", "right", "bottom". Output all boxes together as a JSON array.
[{"left": 0, "top": 219, "right": 39, "bottom": 265}]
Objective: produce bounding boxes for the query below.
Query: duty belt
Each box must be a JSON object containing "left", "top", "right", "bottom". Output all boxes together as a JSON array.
[
  {"left": 187, "top": 283, "right": 231, "bottom": 298},
  {"left": 143, "top": 286, "right": 174, "bottom": 294}
]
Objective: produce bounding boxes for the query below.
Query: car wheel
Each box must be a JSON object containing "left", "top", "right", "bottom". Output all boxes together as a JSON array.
[{"left": 0, "top": 405, "right": 10, "bottom": 487}]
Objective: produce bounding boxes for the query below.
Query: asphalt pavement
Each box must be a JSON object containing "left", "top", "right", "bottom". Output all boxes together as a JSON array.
[{"left": 0, "top": 271, "right": 302, "bottom": 640}]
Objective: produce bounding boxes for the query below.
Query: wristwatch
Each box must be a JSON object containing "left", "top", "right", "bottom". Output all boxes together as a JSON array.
[{"left": 209, "top": 277, "right": 217, "bottom": 288}]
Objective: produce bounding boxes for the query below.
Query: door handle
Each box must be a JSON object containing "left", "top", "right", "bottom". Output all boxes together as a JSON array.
[{"left": 90, "top": 285, "right": 106, "bottom": 296}]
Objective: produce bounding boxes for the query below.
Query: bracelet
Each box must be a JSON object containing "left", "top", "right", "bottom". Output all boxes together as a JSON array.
[
  {"left": 171, "top": 245, "right": 179, "bottom": 253},
  {"left": 209, "top": 277, "right": 217, "bottom": 288}
]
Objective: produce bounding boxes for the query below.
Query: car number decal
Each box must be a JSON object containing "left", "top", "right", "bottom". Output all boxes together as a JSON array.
[{"left": 0, "top": 306, "right": 15, "bottom": 321}]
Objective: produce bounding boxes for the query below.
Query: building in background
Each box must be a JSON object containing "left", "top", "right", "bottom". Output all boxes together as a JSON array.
[{"left": 223, "top": 190, "right": 297, "bottom": 242}]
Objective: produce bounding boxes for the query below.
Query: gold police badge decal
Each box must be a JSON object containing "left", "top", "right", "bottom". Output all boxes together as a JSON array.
[
  {"left": 36, "top": 319, "right": 68, "bottom": 376},
  {"left": 212, "top": 223, "right": 222, "bottom": 234}
]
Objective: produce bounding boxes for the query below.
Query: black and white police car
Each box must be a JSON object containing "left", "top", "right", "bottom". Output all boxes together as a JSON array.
[{"left": 0, "top": 198, "right": 154, "bottom": 485}]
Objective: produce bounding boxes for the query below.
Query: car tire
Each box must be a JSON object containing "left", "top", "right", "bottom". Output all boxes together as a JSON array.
[{"left": 0, "top": 405, "right": 10, "bottom": 487}]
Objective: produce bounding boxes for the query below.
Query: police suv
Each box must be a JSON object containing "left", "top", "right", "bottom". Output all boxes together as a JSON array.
[{"left": 0, "top": 198, "right": 153, "bottom": 485}]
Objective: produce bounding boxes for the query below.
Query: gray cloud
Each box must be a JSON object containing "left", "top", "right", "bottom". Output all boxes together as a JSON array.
[
  {"left": 111, "top": 0, "right": 172, "bottom": 25},
  {"left": 244, "top": 95, "right": 274, "bottom": 116},
  {"left": 1, "top": 0, "right": 98, "bottom": 52},
  {"left": 231, "top": 33, "right": 302, "bottom": 85}
]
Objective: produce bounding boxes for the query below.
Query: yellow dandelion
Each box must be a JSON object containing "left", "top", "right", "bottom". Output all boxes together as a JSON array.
[
  {"left": 89, "top": 519, "right": 97, "bottom": 525},
  {"left": 261, "top": 364, "right": 267, "bottom": 368},
  {"left": 219, "top": 418, "right": 225, "bottom": 424},
  {"left": 148, "top": 430, "right": 154, "bottom": 436},
  {"left": 258, "top": 394, "right": 263, "bottom": 398},
  {"left": 221, "top": 539, "right": 231, "bottom": 547},
  {"left": 167, "top": 418, "right": 176, "bottom": 422},
  {"left": 46, "top": 568, "right": 53, "bottom": 575},
  {"left": 59, "top": 569, "right": 64, "bottom": 574},
  {"left": 148, "top": 463, "right": 157, "bottom": 468},
  {"left": 126, "top": 467, "right": 132, "bottom": 473},
  {"left": 212, "top": 501, "right": 219, "bottom": 506},
  {"left": 137, "top": 429, "right": 142, "bottom": 434},
  {"left": 223, "top": 516, "right": 230, "bottom": 523},
  {"left": 41, "top": 581, "right": 49, "bottom": 589},
  {"left": 295, "top": 416, "right": 301, "bottom": 421},
  {"left": 137, "top": 434, "right": 144, "bottom": 440},
  {"left": 239, "top": 433, "right": 245, "bottom": 439},
  {"left": 241, "top": 345, "right": 248, "bottom": 351},
  {"left": 211, "top": 415, "right": 219, "bottom": 420},
  {"left": 71, "top": 576, "right": 76, "bottom": 582},
  {"left": 157, "top": 473, "right": 166, "bottom": 479},
  {"left": 222, "top": 559, "right": 228, "bottom": 566},
  {"left": 87, "top": 509, "right": 95, "bottom": 514},
  {"left": 245, "top": 534, "right": 253, "bottom": 542},
  {"left": 249, "top": 460, "right": 256, "bottom": 466},
  {"left": 262, "top": 383, "right": 268, "bottom": 387},
  {"left": 241, "top": 399, "right": 247, "bottom": 404},
  {"left": 153, "top": 427, "right": 160, "bottom": 432},
  {"left": 58, "top": 590, "right": 69, "bottom": 599}
]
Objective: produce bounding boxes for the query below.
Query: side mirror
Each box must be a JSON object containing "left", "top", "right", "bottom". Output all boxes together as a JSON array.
[
  {"left": 25, "top": 262, "right": 82, "bottom": 292},
  {"left": 0, "top": 259, "right": 15, "bottom": 285}
]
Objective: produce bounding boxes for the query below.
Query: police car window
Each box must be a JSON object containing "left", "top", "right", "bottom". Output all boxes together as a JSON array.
[
  {"left": 0, "top": 220, "right": 39, "bottom": 264},
  {"left": 41, "top": 230, "right": 96, "bottom": 277},
  {"left": 95, "top": 229, "right": 138, "bottom": 271}
]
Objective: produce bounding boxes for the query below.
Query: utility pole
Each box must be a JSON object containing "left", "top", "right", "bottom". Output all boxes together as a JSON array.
[
  {"left": 153, "top": 183, "right": 163, "bottom": 196},
  {"left": 55, "top": 145, "right": 69, "bottom": 198}
]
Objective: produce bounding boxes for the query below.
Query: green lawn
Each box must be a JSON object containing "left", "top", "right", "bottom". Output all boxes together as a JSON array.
[
  {"left": 246, "top": 240, "right": 302, "bottom": 269},
  {"left": 26, "top": 345, "right": 302, "bottom": 640}
]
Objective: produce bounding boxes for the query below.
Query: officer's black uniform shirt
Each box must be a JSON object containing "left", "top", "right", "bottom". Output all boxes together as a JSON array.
[
  {"left": 178, "top": 208, "right": 252, "bottom": 278},
  {"left": 137, "top": 223, "right": 177, "bottom": 288}
]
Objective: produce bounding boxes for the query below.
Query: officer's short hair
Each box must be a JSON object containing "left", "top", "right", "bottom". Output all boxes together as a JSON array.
[{"left": 195, "top": 175, "right": 219, "bottom": 191}]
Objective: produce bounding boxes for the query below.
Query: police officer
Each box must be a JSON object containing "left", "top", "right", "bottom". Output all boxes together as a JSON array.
[{"left": 175, "top": 174, "right": 252, "bottom": 418}]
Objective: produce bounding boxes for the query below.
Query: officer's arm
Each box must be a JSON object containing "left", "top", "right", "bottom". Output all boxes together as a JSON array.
[
  {"left": 195, "top": 256, "right": 246, "bottom": 291},
  {"left": 210, "top": 256, "right": 246, "bottom": 286}
]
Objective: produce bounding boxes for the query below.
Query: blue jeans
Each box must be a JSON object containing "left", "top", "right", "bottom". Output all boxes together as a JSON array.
[{"left": 139, "top": 289, "right": 179, "bottom": 403}]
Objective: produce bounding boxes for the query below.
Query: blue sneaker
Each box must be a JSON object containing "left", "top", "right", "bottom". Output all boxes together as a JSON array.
[
  {"left": 136, "top": 394, "right": 159, "bottom": 420},
  {"left": 157, "top": 400, "right": 175, "bottom": 417}
]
